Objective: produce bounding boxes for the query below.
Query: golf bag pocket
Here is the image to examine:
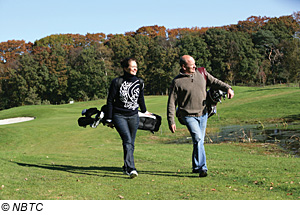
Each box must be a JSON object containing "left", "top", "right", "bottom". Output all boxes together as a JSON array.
[
  {"left": 82, "top": 108, "right": 99, "bottom": 118},
  {"left": 138, "top": 112, "right": 162, "bottom": 133},
  {"left": 78, "top": 117, "right": 95, "bottom": 127},
  {"left": 78, "top": 107, "right": 102, "bottom": 128}
]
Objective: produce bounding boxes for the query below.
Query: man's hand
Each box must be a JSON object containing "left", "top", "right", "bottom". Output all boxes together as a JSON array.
[
  {"left": 227, "top": 88, "right": 234, "bottom": 99},
  {"left": 169, "top": 124, "right": 176, "bottom": 133}
]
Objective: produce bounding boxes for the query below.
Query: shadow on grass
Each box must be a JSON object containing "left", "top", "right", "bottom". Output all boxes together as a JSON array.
[
  {"left": 12, "top": 161, "right": 197, "bottom": 178},
  {"left": 284, "top": 114, "right": 300, "bottom": 122}
]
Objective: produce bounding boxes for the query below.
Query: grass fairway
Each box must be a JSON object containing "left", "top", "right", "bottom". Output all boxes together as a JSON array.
[{"left": 0, "top": 86, "right": 300, "bottom": 200}]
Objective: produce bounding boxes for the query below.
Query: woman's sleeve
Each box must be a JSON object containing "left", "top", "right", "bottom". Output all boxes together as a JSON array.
[
  {"left": 106, "top": 79, "right": 117, "bottom": 121},
  {"left": 138, "top": 80, "right": 147, "bottom": 113}
]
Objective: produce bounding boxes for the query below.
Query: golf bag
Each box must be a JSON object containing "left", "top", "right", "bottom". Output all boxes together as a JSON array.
[
  {"left": 78, "top": 105, "right": 162, "bottom": 133},
  {"left": 78, "top": 108, "right": 102, "bottom": 128},
  {"left": 206, "top": 88, "right": 227, "bottom": 118},
  {"left": 138, "top": 111, "right": 162, "bottom": 133}
]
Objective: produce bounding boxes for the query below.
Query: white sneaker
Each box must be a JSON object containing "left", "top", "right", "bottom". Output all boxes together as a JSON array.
[{"left": 129, "top": 170, "right": 138, "bottom": 178}]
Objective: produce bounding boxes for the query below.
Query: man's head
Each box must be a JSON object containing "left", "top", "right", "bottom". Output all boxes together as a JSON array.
[{"left": 180, "top": 55, "right": 196, "bottom": 74}]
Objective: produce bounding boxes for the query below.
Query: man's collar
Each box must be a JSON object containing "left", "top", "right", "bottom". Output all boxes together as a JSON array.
[{"left": 180, "top": 70, "right": 194, "bottom": 77}]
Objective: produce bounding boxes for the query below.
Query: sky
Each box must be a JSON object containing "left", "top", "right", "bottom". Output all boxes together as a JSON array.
[{"left": 1, "top": 0, "right": 299, "bottom": 43}]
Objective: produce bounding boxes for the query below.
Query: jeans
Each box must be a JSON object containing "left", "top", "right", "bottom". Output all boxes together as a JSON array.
[
  {"left": 113, "top": 113, "right": 139, "bottom": 172},
  {"left": 183, "top": 113, "right": 208, "bottom": 172}
]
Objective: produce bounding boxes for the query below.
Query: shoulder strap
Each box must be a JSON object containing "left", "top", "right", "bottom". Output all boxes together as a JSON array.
[
  {"left": 116, "top": 76, "right": 124, "bottom": 89},
  {"left": 138, "top": 77, "right": 144, "bottom": 90},
  {"left": 197, "top": 67, "right": 207, "bottom": 82}
]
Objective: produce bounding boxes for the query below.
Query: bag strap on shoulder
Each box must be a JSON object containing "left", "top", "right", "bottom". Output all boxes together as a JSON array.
[
  {"left": 116, "top": 76, "right": 123, "bottom": 89},
  {"left": 197, "top": 67, "right": 207, "bottom": 82}
]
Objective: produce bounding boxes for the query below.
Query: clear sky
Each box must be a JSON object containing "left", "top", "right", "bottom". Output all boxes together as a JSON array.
[{"left": 1, "top": 0, "right": 299, "bottom": 43}]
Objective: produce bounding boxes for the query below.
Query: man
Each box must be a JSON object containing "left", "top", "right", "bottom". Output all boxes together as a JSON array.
[{"left": 167, "top": 55, "right": 234, "bottom": 177}]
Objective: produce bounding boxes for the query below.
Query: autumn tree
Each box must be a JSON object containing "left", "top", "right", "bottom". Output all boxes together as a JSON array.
[
  {"left": 233, "top": 16, "right": 269, "bottom": 33},
  {"left": 34, "top": 34, "right": 75, "bottom": 50},
  {"left": 1, "top": 13, "right": 300, "bottom": 110},
  {"left": 135, "top": 25, "right": 167, "bottom": 38},
  {"left": 0, "top": 40, "right": 32, "bottom": 64},
  {"left": 263, "top": 15, "right": 299, "bottom": 41}
]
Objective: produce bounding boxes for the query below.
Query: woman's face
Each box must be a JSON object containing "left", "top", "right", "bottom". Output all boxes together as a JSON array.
[{"left": 125, "top": 60, "right": 138, "bottom": 76}]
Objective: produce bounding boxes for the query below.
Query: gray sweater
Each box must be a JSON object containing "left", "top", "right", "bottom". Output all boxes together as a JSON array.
[{"left": 167, "top": 68, "right": 231, "bottom": 126}]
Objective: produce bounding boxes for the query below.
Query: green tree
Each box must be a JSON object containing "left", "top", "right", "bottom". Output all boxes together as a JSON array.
[
  {"left": 106, "top": 34, "right": 132, "bottom": 73},
  {"left": 204, "top": 28, "right": 229, "bottom": 80},
  {"left": 227, "top": 31, "right": 260, "bottom": 84},
  {"left": 144, "top": 36, "right": 179, "bottom": 95},
  {"left": 252, "top": 29, "right": 282, "bottom": 84},
  {"left": 31, "top": 45, "right": 68, "bottom": 103},
  {"left": 127, "top": 34, "right": 151, "bottom": 81},
  {"left": 68, "top": 45, "right": 107, "bottom": 101},
  {"left": 263, "top": 15, "right": 299, "bottom": 42},
  {"left": 177, "top": 33, "right": 211, "bottom": 70},
  {"left": 279, "top": 37, "right": 300, "bottom": 84}
]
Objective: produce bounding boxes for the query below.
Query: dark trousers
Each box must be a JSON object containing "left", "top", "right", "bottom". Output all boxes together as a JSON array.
[{"left": 113, "top": 113, "right": 139, "bottom": 172}]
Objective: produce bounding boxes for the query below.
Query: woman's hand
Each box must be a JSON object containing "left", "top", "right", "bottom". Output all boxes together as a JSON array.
[
  {"left": 106, "top": 122, "right": 114, "bottom": 128},
  {"left": 105, "top": 120, "right": 114, "bottom": 129},
  {"left": 144, "top": 111, "right": 152, "bottom": 116}
]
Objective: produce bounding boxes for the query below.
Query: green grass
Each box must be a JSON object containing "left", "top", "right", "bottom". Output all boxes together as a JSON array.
[{"left": 0, "top": 86, "right": 300, "bottom": 200}]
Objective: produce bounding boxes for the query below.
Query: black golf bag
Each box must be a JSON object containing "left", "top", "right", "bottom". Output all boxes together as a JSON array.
[
  {"left": 206, "top": 88, "right": 227, "bottom": 118},
  {"left": 78, "top": 105, "right": 162, "bottom": 133},
  {"left": 138, "top": 111, "right": 162, "bottom": 133},
  {"left": 78, "top": 108, "right": 102, "bottom": 128}
]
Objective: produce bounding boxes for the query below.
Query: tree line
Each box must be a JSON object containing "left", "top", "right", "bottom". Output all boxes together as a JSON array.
[{"left": 0, "top": 12, "right": 299, "bottom": 110}]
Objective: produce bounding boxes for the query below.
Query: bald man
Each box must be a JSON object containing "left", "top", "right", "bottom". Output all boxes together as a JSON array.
[{"left": 167, "top": 55, "right": 234, "bottom": 177}]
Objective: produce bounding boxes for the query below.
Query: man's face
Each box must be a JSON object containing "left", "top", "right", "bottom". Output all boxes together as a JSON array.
[{"left": 183, "top": 57, "right": 196, "bottom": 74}]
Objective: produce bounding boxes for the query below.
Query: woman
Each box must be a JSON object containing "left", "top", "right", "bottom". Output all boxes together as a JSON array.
[{"left": 106, "top": 57, "right": 150, "bottom": 178}]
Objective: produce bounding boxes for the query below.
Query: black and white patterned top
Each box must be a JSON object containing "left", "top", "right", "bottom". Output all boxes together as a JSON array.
[{"left": 106, "top": 72, "right": 147, "bottom": 120}]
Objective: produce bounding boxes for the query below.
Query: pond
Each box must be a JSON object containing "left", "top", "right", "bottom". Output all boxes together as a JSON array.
[{"left": 170, "top": 123, "right": 300, "bottom": 157}]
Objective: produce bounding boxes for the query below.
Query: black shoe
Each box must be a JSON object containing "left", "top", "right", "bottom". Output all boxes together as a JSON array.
[
  {"left": 122, "top": 166, "right": 129, "bottom": 175},
  {"left": 199, "top": 170, "right": 208, "bottom": 177},
  {"left": 192, "top": 169, "right": 201, "bottom": 173}
]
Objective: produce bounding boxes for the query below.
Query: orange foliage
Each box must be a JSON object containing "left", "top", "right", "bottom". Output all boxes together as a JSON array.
[
  {"left": 0, "top": 40, "right": 33, "bottom": 79},
  {"left": 135, "top": 25, "right": 167, "bottom": 38},
  {"left": 85, "top": 33, "right": 106, "bottom": 43},
  {"left": 0, "top": 40, "right": 33, "bottom": 63},
  {"left": 224, "top": 16, "right": 270, "bottom": 33},
  {"left": 167, "top": 27, "right": 210, "bottom": 38}
]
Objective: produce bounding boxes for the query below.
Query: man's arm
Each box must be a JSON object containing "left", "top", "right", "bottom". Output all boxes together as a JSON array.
[
  {"left": 167, "top": 80, "right": 178, "bottom": 133},
  {"left": 206, "top": 71, "right": 232, "bottom": 94}
]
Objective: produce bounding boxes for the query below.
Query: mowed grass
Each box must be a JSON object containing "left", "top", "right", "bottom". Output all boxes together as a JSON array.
[{"left": 0, "top": 86, "right": 300, "bottom": 200}]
